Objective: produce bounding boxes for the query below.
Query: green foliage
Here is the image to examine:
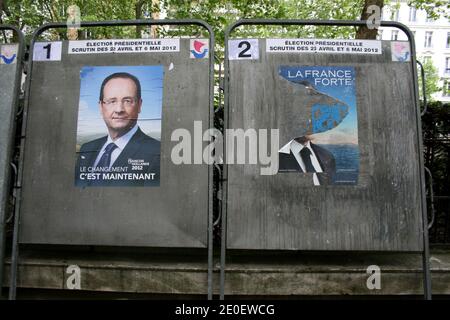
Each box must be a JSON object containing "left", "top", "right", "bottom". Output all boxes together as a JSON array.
[
  {"left": 160, "top": 0, "right": 368, "bottom": 55},
  {"left": 1, "top": 0, "right": 448, "bottom": 42},
  {"left": 418, "top": 58, "right": 441, "bottom": 102},
  {"left": 422, "top": 101, "right": 450, "bottom": 243},
  {"left": 1, "top": 0, "right": 447, "bottom": 44},
  {"left": 407, "top": 0, "right": 450, "bottom": 20},
  {"left": 0, "top": 0, "right": 157, "bottom": 40},
  {"left": 375, "top": 0, "right": 450, "bottom": 29},
  {"left": 422, "top": 101, "right": 450, "bottom": 196},
  {"left": 384, "top": 0, "right": 450, "bottom": 21}
]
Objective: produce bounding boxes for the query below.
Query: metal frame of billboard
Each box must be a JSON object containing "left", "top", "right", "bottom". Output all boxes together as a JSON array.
[
  {"left": 222, "top": 19, "right": 431, "bottom": 300},
  {"left": 0, "top": 24, "right": 25, "bottom": 298},
  {"left": 8, "top": 19, "right": 215, "bottom": 300}
]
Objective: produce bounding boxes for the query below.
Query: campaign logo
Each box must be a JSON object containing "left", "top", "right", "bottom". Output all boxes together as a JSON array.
[
  {"left": 190, "top": 39, "right": 209, "bottom": 59},
  {"left": 391, "top": 41, "right": 410, "bottom": 62},
  {"left": 0, "top": 44, "right": 18, "bottom": 65}
]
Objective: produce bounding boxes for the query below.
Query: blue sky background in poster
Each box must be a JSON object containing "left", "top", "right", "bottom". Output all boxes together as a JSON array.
[
  {"left": 76, "top": 65, "right": 163, "bottom": 147},
  {"left": 279, "top": 66, "right": 359, "bottom": 185}
]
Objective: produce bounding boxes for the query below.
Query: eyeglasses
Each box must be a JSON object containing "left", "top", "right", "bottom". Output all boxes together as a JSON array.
[{"left": 101, "top": 97, "right": 137, "bottom": 107}]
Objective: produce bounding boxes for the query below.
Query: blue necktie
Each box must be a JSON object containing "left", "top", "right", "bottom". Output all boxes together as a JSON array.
[
  {"left": 95, "top": 143, "right": 118, "bottom": 169},
  {"left": 300, "top": 147, "right": 316, "bottom": 173}
]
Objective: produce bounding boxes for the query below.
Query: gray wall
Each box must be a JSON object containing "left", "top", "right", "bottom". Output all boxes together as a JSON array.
[
  {"left": 19, "top": 39, "right": 211, "bottom": 247},
  {"left": 226, "top": 40, "right": 423, "bottom": 251}
]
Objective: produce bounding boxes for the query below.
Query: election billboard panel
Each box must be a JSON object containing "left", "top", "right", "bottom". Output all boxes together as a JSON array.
[
  {"left": 225, "top": 38, "right": 423, "bottom": 251},
  {"left": 19, "top": 37, "right": 211, "bottom": 247}
]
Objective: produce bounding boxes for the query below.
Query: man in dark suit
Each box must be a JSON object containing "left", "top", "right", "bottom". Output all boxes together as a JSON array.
[
  {"left": 278, "top": 136, "right": 335, "bottom": 185},
  {"left": 75, "top": 72, "right": 160, "bottom": 187}
]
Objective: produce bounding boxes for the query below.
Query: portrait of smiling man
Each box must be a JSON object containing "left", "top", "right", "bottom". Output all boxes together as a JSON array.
[{"left": 75, "top": 72, "right": 161, "bottom": 187}]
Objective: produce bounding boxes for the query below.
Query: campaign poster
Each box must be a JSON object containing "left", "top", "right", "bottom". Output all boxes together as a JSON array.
[
  {"left": 75, "top": 65, "right": 163, "bottom": 187},
  {"left": 278, "top": 66, "right": 359, "bottom": 185}
]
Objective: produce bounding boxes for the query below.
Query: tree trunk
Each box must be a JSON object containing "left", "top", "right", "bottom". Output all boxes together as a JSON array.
[
  {"left": 356, "top": 0, "right": 384, "bottom": 39},
  {"left": 0, "top": 0, "right": 5, "bottom": 42},
  {"left": 150, "top": 0, "right": 160, "bottom": 38},
  {"left": 135, "top": 0, "right": 145, "bottom": 38},
  {"left": 1, "top": 0, "right": 11, "bottom": 16},
  {"left": 1, "top": 0, "right": 20, "bottom": 42}
]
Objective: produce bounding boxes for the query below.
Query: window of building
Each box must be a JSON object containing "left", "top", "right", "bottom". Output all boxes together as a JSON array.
[
  {"left": 445, "top": 57, "right": 450, "bottom": 74},
  {"left": 424, "top": 31, "right": 433, "bottom": 48},
  {"left": 444, "top": 80, "right": 450, "bottom": 97},
  {"left": 83, "top": 30, "right": 92, "bottom": 38},
  {"left": 423, "top": 56, "right": 432, "bottom": 64},
  {"left": 391, "top": 30, "right": 399, "bottom": 41},
  {"left": 409, "top": 7, "right": 417, "bottom": 22},
  {"left": 447, "top": 32, "right": 450, "bottom": 48},
  {"left": 391, "top": 9, "right": 399, "bottom": 21}
]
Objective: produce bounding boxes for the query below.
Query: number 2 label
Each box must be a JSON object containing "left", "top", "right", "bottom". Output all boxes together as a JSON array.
[
  {"left": 33, "top": 41, "right": 62, "bottom": 61},
  {"left": 228, "top": 39, "right": 259, "bottom": 60}
]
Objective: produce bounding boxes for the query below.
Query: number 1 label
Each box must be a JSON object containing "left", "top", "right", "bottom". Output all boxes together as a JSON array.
[
  {"left": 228, "top": 39, "right": 259, "bottom": 60},
  {"left": 33, "top": 42, "right": 62, "bottom": 61}
]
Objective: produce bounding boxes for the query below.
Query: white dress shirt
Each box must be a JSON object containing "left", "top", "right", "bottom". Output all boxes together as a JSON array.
[
  {"left": 279, "top": 139, "right": 323, "bottom": 186},
  {"left": 93, "top": 124, "right": 139, "bottom": 169}
]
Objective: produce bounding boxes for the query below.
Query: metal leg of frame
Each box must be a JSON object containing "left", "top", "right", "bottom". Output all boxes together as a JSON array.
[
  {"left": 422, "top": 168, "right": 435, "bottom": 300},
  {"left": 418, "top": 59, "right": 432, "bottom": 300},
  {"left": 8, "top": 203, "right": 20, "bottom": 300},
  {"left": 422, "top": 227, "right": 432, "bottom": 300},
  {"left": 219, "top": 205, "right": 226, "bottom": 300},
  {"left": 219, "top": 48, "right": 230, "bottom": 301},
  {"left": 208, "top": 210, "right": 213, "bottom": 299},
  {"left": 208, "top": 162, "right": 214, "bottom": 300}
]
